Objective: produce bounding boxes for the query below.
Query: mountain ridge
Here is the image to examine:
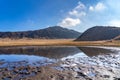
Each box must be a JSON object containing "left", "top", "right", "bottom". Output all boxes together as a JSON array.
[{"left": 0, "top": 26, "right": 81, "bottom": 39}]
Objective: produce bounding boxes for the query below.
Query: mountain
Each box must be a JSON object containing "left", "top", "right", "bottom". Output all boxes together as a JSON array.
[
  {"left": 0, "top": 26, "right": 81, "bottom": 39},
  {"left": 113, "top": 35, "right": 120, "bottom": 40},
  {"left": 75, "top": 26, "right": 120, "bottom": 41}
]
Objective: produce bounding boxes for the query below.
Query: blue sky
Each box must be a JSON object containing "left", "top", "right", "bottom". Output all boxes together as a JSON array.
[{"left": 0, "top": 0, "right": 120, "bottom": 32}]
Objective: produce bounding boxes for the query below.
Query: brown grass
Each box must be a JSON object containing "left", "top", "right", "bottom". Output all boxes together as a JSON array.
[{"left": 0, "top": 38, "right": 119, "bottom": 47}]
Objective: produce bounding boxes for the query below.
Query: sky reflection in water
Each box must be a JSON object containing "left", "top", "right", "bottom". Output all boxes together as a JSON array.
[{"left": 0, "top": 46, "right": 118, "bottom": 65}]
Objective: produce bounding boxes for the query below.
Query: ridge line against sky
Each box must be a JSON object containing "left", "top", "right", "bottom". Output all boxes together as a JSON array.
[{"left": 0, "top": 0, "right": 120, "bottom": 32}]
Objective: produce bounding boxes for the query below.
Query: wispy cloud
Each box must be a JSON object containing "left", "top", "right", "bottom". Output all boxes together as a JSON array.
[{"left": 89, "top": 2, "right": 106, "bottom": 12}]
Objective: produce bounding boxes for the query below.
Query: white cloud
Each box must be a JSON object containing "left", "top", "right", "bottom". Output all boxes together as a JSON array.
[
  {"left": 69, "top": 10, "right": 86, "bottom": 17},
  {"left": 69, "top": 2, "right": 86, "bottom": 17},
  {"left": 58, "top": 2, "right": 85, "bottom": 28},
  {"left": 75, "top": 1, "right": 86, "bottom": 10},
  {"left": 89, "top": 6, "right": 94, "bottom": 11},
  {"left": 89, "top": 2, "right": 106, "bottom": 12},
  {"left": 63, "top": 0, "right": 120, "bottom": 31},
  {"left": 108, "top": 20, "right": 120, "bottom": 27},
  {"left": 69, "top": 10, "right": 78, "bottom": 16},
  {"left": 58, "top": 0, "right": 120, "bottom": 31},
  {"left": 58, "top": 17, "right": 81, "bottom": 27}
]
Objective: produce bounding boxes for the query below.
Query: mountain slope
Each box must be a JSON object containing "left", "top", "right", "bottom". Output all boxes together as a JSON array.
[
  {"left": 113, "top": 35, "right": 120, "bottom": 40},
  {"left": 76, "top": 26, "right": 120, "bottom": 41},
  {"left": 0, "top": 26, "right": 81, "bottom": 39}
]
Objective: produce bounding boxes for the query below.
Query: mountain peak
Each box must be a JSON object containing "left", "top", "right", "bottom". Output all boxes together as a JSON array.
[{"left": 76, "top": 26, "right": 120, "bottom": 41}]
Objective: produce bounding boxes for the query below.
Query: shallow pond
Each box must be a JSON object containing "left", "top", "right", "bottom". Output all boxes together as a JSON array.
[
  {"left": 0, "top": 46, "right": 119, "bottom": 67},
  {"left": 0, "top": 46, "right": 120, "bottom": 80}
]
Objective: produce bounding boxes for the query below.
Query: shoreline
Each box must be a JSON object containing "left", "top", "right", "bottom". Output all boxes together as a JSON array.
[{"left": 0, "top": 39, "right": 120, "bottom": 47}]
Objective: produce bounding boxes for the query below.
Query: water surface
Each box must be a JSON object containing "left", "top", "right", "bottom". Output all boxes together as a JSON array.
[{"left": 0, "top": 46, "right": 119, "bottom": 67}]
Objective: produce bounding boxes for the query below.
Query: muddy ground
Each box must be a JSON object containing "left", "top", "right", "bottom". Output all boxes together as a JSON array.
[{"left": 0, "top": 54, "right": 120, "bottom": 80}]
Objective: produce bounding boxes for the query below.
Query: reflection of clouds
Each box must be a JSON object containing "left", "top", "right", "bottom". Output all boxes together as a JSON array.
[
  {"left": 61, "top": 52, "right": 87, "bottom": 60},
  {"left": 61, "top": 46, "right": 120, "bottom": 69},
  {"left": 0, "top": 54, "right": 54, "bottom": 63},
  {"left": 0, "top": 54, "right": 56, "bottom": 67}
]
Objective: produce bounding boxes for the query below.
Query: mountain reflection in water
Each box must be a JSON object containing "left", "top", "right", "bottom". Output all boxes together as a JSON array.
[
  {"left": 78, "top": 46, "right": 114, "bottom": 57},
  {"left": 0, "top": 46, "right": 116, "bottom": 59},
  {"left": 0, "top": 46, "right": 117, "bottom": 67},
  {"left": 0, "top": 46, "right": 81, "bottom": 59}
]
